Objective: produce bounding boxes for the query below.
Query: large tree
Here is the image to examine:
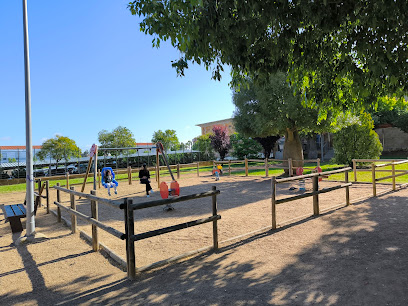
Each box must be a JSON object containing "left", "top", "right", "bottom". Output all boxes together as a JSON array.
[
  {"left": 233, "top": 73, "right": 332, "bottom": 168},
  {"left": 192, "top": 133, "right": 213, "bottom": 156},
  {"left": 230, "top": 133, "right": 263, "bottom": 160},
  {"left": 98, "top": 126, "right": 136, "bottom": 149},
  {"left": 129, "top": 1, "right": 408, "bottom": 112},
  {"left": 152, "top": 129, "right": 180, "bottom": 151},
  {"left": 37, "top": 135, "right": 81, "bottom": 170},
  {"left": 209, "top": 125, "right": 231, "bottom": 160}
]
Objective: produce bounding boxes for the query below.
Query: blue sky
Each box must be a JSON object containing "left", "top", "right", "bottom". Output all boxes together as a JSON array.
[{"left": 0, "top": 1, "right": 234, "bottom": 151}]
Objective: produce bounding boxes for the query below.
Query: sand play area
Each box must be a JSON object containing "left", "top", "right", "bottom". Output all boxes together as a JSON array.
[{"left": 1, "top": 173, "right": 407, "bottom": 305}]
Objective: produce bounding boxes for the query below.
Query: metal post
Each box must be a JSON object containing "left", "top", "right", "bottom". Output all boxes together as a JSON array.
[
  {"left": 37, "top": 178, "right": 42, "bottom": 207},
  {"left": 93, "top": 146, "right": 98, "bottom": 190},
  {"left": 45, "top": 181, "right": 49, "bottom": 214},
  {"left": 22, "top": 0, "right": 36, "bottom": 234},
  {"left": 212, "top": 186, "right": 219, "bottom": 250},
  {"left": 271, "top": 176, "right": 277, "bottom": 229}
]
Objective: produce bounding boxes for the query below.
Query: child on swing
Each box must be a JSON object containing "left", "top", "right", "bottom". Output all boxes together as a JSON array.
[
  {"left": 139, "top": 163, "right": 154, "bottom": 197},
  {"left": 104, "top": 169, "right": 117, "bottom": 196}
]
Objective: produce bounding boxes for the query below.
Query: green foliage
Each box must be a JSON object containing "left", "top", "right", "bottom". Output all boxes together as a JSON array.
[
  {"left": 230, "top": 133, "right": 262, "bottom": 160},
  {"left": 333, "top": 113, "right": 383, "bottom": 166},
  {"left": 233, "top": 73, "right": 333, "bottom": 136},
  {"left": 37, "top": 135, "right": 81, "bottom": 163},
  {"left": 151, "top": 129, "right": 180, "bottom": 151},
  {"left": 98, "top": 126, "right": 136, "bottom": 149},
  {"left": 129, "top": 1, "right": 408, "bottom": 112},
  {"left": 8, "top": 158, "right": 17, "bottom": 163},
  {"left": 192, "top": 133, "right": 213, "bottom": 153}
]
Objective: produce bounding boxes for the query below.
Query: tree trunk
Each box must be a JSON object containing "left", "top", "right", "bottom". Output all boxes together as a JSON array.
[
  {"left": 283, "top": 129, "right": 304, "bottom": 173},
  {"left": 307, "top": 135, "right": 318, "bottom": 159}
]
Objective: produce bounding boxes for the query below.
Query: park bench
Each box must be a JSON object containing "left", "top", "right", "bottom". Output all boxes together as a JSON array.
[{"left": 4, "top": 204, "right": 26, "bottom": 233}]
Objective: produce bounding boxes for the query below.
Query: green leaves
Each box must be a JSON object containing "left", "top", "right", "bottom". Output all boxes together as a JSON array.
[
  {"left": 98, "top": 126, "right": 137, "bottom": 150},
  {"left": 151, "top": 129, "right": 180, "bottom": 151},
  {"left": 38, "top": 135, "right": 81, "bottom": 162}
]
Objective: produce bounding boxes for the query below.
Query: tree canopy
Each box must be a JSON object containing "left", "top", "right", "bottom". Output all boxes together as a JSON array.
[
  {"left": 209, "top": 125, "right": 231, "bottom": 160},
  {"left": 192, "top": 133, "right": 213, "bottom": 155},
  {"left": 129, "top": 1, "right": 408, "bottom": 112},
  {"left": 37, "top": 135, "right": 81, "bottom": 164},
  {"left": 230, "top": 133, "right": 263, "bottom": 160},
  {"left": 152, "top": 129, "right": 180, "bottom": 151},
  {"left": 233, "top": 72, "right": 334, "bottom": 165},
  {"left": 98, "top": 126, "right": 136, "bottom": 149}
]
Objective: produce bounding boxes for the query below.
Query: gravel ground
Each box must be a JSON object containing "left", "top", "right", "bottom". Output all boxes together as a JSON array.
[{"left": 1, "top": 173, "right": 407, "bottom": 305}]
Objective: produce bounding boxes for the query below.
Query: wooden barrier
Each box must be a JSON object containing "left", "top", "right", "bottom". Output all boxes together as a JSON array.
[
  {"left": 271, "top": 167, "right": 352, "bottom": 226},
  {"left": 370, "top": 160, "right": 408, "bottom": 196},
  {"left": 123, "top": 187, "right": 221, "bottom": 280}
]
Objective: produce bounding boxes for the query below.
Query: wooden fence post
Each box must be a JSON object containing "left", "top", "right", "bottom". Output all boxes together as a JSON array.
[
  {"left": 353, "top": 159, "right": 357, "bottom": 182},
  {"left": 128, "top": 166, "right": 132, "bottom": 185},
  {"left": 90, "top": 190, "right": 99, "bottom": 251},
  {"left": 197, "top": 162, "right": 200, "bottom": 177},
  {"left": 70, "top": 186, "right": 77, "bottom": 233},
  {"left": 345, "top": 171, "right": 350, "bottom": 206},
  {"left": 66, "top": 173, "right": 69, "bottom": 189},
  {"left": 392, "top": 160, "right": 396, "bottom": 191},
  {"left": 372, "top": 163, "right": 376, "bottom": 197},
  {"left": 212, "top": 186, "right": 219, "bottom": 250},
  {"left": 265, "top": 158, "right": 269, "bottom": 177},
  {"left": 245, "top": 158, "right": 248, "bottom": 176},
  {"left": 313, "top": 176, "right": 319, "bottom": 215},
  {"left": 37, "top": 179, "right": 42, "bottom": 207},
  {"left": 229, "top": 160, "right": 231, "bottom": 176},
  {"left": 56, "top": 183, "right": 61, "bottom": 222},
  {"left": 98, "top": 169, "right": 101, "bottom": 189},
  {"left": 126, "top": 198, "right": 136, "bottom": 280},
  {"left": 271, "top": 176, "right": 277, "bottom": 229},
  {"left": 317, "top": 158, "right": 320, "bottom": 168},
  {"left": 177, "top": 163, "right": 180, "bottom": 179},
  {"left": 288, "top": 158, "right": 293, "bottom": 177},
  {"left": 46, "top": 181, "right": 50, "bottom": 214}
]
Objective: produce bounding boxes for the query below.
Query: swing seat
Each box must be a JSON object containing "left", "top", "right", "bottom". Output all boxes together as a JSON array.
[{"left": 101, "top": 167, "right": 118, "bottom": 188}]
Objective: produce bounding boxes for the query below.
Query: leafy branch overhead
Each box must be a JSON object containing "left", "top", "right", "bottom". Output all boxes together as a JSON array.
[{"left": 129, "top": 1, "right": 408, "bottom": 112}]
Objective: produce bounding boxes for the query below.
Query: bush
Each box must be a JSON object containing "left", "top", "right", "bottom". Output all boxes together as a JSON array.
[{"left": 333, "top": 113, "right": 383, "bottom": 166}]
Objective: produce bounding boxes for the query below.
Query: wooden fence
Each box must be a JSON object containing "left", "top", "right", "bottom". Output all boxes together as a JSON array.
[
  {"left": 52, "top": 184, "right": 220, "bottom": 281},
  {"left": 271, "top": 167, "right": 351, "bottom": 229},
  {"left": 213, "top": 158, "right": 320, "bottom": 177},
  {"left": 352, "top": 158, "right": 407, "bottom": 182},
  {"left": 370, "top": 160, "right": 408, "bottom": 196}
]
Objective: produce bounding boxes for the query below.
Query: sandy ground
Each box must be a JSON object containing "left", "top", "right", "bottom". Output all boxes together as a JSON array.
[{"left": 1, "top": 173, "right": 407, "bottom": 305}]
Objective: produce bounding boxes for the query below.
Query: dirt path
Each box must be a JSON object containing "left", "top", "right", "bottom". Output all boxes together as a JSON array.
[{"left": 1, "top": 174, "right": 407, "bottom": 305}]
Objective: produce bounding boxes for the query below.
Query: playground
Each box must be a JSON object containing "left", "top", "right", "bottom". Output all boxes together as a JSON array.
[{"left": 1, "top": 169, "right": 408, "bottom": 304}]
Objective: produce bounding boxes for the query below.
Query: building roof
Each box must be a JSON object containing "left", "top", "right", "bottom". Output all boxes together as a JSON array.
[
  {"left": 0, "top": 146, "right": 42, "bottom": 150},
  {"left": 196, "top": 118, "right": 233, "bottom": 127}
]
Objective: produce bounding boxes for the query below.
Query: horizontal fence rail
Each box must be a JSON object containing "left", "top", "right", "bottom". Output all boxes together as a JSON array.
[
  {"left": 124, "top": 186, "right": 220, "bottom": 280},
  {"left": 370, "top": 159, "right": 408, "bottom": 196},
  {"left": 53, "top": 200, "right": 125, "bottom": 239},
  {"left": 271, "top": 167, "right": 351, "bottom": 229}
]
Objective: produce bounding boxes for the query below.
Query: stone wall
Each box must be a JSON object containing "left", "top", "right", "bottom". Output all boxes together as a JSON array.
[{"left": 375, "top": 127, "right": 408, "bottom": 152}]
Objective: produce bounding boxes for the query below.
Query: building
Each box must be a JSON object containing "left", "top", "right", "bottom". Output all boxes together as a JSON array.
[
  {"left": 0, "top": 146, "right": 42, "bottom": 164},
  {"left": 196, "top": 118, "right": 235, "bottom": 136}
]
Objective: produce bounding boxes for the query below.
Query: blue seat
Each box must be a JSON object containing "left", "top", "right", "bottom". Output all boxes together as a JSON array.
[{"left": 101, "top": 167, "right": 118, "bottom": 188}]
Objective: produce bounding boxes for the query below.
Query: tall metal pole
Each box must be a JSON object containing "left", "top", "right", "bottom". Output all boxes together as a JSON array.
[{"left": 23, "top": 0, "right": 35, "bottom": 235}]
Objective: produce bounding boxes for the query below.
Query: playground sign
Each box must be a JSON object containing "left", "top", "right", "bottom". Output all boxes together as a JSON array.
[
  {"left": 90, "top": 144, "right": 97, "bottom": 158},
  {"left": 296, "top": 167, "right": 304, "bottom": 176}
]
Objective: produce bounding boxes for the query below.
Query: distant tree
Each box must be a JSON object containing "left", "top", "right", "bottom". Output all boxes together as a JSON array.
[
  {"left": 230, "top": 133, "right": 263, "bottom": 160},
  {"left": 185, "top": 140, "right": 193, "bottom": 151},
  {"left": 193, "top": 133, "right": 213, "bottom": 155},
  {"left": 37, "top": 136, "right": 81, "bottom": 170},
  {"left": 253, "top": 136, "right": 281, "bottom": 159},
  {"left": 333, "top": 113, "right": 383, "bottom": 166},
  {"left": 209, "top": 125, "right": 231, "bottom": 160},
  {"left": 8, "top": 158, "right": 17, "bottom": 163},
  {"left": 81, "top": 150, "right": 89, "bottom": 157},
  {"left": 98, "top": 126, "right": 136, "bottom": 149},
  {"left": 152, "top": 129, "right": 180, "bottom": 151}
]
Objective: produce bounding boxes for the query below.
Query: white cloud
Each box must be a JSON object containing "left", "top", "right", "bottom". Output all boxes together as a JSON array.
[{"left": 0, "top": 136, "right": 11, "bottom": 141}]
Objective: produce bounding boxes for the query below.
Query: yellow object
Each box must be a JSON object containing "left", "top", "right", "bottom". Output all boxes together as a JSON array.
[{"left": 217, "top": 165, "right": 222, "bottom": 170}]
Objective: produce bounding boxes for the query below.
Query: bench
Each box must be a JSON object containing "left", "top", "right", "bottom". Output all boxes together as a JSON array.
[{"left": 4, "top": 204, "right": 26, "bottom": 233}]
